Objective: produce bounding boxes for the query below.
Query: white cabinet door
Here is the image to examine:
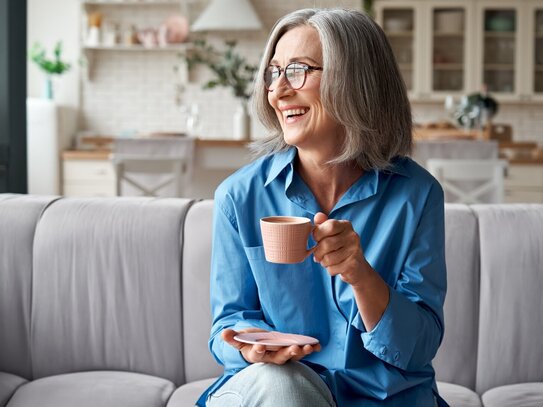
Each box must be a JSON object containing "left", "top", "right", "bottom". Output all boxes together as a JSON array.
[
  {"left": 522, "top": 1, "right": 543, "bottom": 101},
  {"left": 375, "top": 1, "right": 422, "bottom": 99},
  {"left": 424, "top": 1, "right": 475, "bottom": 99},
  {"left": 474, "top": 1, "right": 523, "bottom": 101}
]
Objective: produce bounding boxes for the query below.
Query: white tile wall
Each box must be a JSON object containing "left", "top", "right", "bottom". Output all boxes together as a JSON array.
[{"left": 80, "top": 0, "right": 543, "bottom": 145}]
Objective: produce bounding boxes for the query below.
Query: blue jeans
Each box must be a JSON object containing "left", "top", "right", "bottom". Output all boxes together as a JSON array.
[{"left": 206, "top": 361, "right": 336, "bottom": 407}]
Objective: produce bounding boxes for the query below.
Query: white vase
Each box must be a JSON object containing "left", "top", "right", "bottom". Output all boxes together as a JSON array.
[{"left": 233, "top": 100, "right": 251, "bottom": 140}]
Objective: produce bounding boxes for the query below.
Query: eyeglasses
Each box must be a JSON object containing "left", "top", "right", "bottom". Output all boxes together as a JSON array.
[{"left": 264, "top": 62, "right": 323, "bottom": 91}]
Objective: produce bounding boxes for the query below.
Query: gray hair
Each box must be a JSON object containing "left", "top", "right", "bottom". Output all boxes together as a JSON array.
[{"left": 250, "top": 8, "right": 412, "bottom": 170}]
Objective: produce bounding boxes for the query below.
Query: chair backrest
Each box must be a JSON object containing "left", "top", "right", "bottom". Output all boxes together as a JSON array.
[
  {"left": 112, "top": 154, "right": 187, "bottom": 197},
  {"left": 427, "top": 159, "right": 507, "bottom": 204}
]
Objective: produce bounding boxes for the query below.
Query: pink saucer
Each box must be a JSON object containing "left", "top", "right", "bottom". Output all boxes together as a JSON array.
[{"left": 234, "top": 331, "right": 319, "bottom": 349}]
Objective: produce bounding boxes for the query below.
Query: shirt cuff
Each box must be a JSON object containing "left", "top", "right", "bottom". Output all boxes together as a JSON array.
[{"left": 357, "top": 289, "right": 419, "bottom": 370}]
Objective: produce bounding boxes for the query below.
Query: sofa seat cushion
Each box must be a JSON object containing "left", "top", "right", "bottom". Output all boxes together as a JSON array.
[
  {"left": 6, "top": 371, "right": 175, "bottom": 407},
  {"left": 437, "top": 381, "right": 482, "bottom": 407},
  {"left": 482, "top": 383, "right": 543, "bottom": 407},
  {"left": 166, "top": 378, "right": 217, "bottom": 407},
  {"left": 0, "top": 372, "right": 27, "bottom": 407}
]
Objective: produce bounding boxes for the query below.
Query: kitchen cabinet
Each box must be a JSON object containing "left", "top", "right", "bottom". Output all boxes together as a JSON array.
[
  {"left": 504, "top": 163, "right": 543, "bottom": 203},
  {"left": 62, "top": 152, "right": 116, "bottom": 197},
  {"left": 375, "top": 0, "right": 543, "bottom": 102},
  {"left": 80, "top": 0, "right": 193, "bottom": 80}
]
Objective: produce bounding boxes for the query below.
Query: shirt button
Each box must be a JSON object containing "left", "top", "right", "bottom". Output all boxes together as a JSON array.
[
  {"left": 380, "top": 346, "right": 387, "bottom": 355},
  {"left": 394, "top": 351, "right": 400, "bottom": 361}
]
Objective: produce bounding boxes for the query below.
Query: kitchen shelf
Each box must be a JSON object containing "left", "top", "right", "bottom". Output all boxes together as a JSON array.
[
  {"left": 386, "top": 31, "right": 414, "bottom": 38},
  {"left": 484, "top": 64, "right": 515, "bottom": 71},
  {"left": 84, "top": 44, "right": 191, "bottom": 51},
  {"left": 83, "top": 1, "right": 181, "bottom": 6},
  {"left": 484, "top": 31, "right": 516, "bottom": 38},
  {"left": 433, "top": 64, "right": 464, "bottom": 71},
  {"left": 433, "top": 32, "right": 464, "bottom": 38},
  {"left": 80, "top": 0, "right": 193, "bottom": 81}
]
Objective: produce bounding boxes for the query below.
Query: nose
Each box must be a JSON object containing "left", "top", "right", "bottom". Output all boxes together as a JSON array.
[{"left": 272, "top": 74, "right": 295, "bottom": 98}]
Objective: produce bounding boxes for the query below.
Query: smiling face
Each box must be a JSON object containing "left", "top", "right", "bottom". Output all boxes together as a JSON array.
[{"left": 267, "top": 25, "right": 344, "bottom": 158}]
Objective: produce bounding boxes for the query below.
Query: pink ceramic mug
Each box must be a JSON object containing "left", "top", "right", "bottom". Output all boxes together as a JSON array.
[{"left": 260, "top": 216, "right": 314, "bottom": 264}]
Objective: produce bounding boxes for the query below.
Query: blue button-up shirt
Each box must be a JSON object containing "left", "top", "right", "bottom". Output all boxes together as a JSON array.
[{"left": 198, "top": 147, "right": 447, "bottom": 406}]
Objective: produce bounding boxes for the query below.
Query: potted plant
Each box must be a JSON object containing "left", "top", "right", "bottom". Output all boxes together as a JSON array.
[
  {"left": 29, "top": 41, "right": 71, "bottom": 100},
  {"left": 177, "top": 39, "right": 258, "bottom": 140}
]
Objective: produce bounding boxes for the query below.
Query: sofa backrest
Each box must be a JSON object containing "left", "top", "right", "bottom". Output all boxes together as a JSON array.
[
  {"left": 472, "top": 204, "right": 543, "bottom": 394},
  {"left": 0, "top": 194, "right": 58, "bottom": 380},
  {"left": 29, "top": 197, "right": 192, "bottom": 385},
  {"left": 182, "top": 200, "right": 223, "bottom": 382},
  {"left": 433, "top": 204, "right": 480, "bottom": 390}
]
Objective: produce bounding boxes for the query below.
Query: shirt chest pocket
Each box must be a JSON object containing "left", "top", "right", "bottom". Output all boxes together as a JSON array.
[{"left": 243, "top": 246, "right": 321, "bottom": 323}]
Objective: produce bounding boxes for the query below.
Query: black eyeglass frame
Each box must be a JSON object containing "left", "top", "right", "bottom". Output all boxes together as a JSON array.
[{"left": 264, "top": 62, "right": 323, "bottom": 91}]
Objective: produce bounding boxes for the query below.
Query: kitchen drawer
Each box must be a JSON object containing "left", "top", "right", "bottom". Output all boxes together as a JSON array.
[
  {"left": 63, "top": 159, "right": 115, "bottom": 182},
  {"left": 63, "top": 181, "right": 116, "bottom": 197},
  {"left": 505, "top": 165, "right": 543, "bottom": 189}
]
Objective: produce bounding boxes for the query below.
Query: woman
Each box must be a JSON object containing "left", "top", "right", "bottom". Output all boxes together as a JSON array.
[{"left": 198, "top": 8, "right": 447, "bottom": 407}]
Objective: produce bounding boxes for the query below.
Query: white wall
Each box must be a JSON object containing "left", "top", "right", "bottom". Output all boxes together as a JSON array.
[{"left": 27, "top": 0, "right": 80, "bottom": 109}]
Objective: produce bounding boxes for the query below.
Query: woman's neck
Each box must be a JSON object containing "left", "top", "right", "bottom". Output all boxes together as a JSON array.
[{"left": 295, "top": 153, "right": 364, "bottom": 215}]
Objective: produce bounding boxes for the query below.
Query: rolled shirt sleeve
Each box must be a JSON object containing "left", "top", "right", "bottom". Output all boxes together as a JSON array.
[{"left": 352, "top": 183, "right": 446, "bottom": 371}]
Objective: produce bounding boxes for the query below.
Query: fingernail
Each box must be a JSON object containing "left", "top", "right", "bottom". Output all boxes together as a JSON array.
[
  {"left": 256, "top": 349, "right": 265, "bottom": 354},
  {"left": 290, "top": 352, "right": 297, "bottom": 356}
]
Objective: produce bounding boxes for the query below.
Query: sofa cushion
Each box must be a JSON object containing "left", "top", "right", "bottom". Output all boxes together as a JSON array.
[
  {"left": 6, "top": 371, "right": 174, "bottom": 407},
  {"left": 437, "top": 381, "right": 482, "bottom": 407},
  {"left": 30, "top": 197, "right": 192, "bottom": 385},
  {"left": 433, "top": 204, "right": 479, "bottom": 390},
  {"left": 481, "top": 383, "right": 543, "bottom": 407},
  {"left": 166, "top": 378, "right": 217, "bottom": 407},
  {"left": 472, "top": 205, "right": 543, "bottom": 394},
  {"left": 182, "top": 200, "right": 223, "bottom": 382},
  {"left": 0, "top": 372, "right": 27, "bottom": 407},
  {"left": 0, "top": 194, "right": 58, "bottom": 379}
]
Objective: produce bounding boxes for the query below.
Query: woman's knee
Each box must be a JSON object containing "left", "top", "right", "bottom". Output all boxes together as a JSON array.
[{"left": 240, "top": 362, "right": 334, "bottom": 406}]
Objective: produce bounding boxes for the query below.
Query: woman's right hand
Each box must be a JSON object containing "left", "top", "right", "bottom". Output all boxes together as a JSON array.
[{"left": 221, "top": 328, "right": 321, "bottom": 365}]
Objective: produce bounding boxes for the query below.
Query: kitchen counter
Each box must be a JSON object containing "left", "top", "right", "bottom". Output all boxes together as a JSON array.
[{"left": 62, "top": 138, "right": 253, "bottom": 198}]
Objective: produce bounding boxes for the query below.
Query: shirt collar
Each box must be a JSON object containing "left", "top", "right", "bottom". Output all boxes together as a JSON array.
[
  {"left": 383, "top": 156, "right": 411, "bottom": 178},
  {"left": 265, "top": 150, "right": 411, "bottom": 186},
  {"left": 264, "top": 147, "right": 297, "bottom": 187}
]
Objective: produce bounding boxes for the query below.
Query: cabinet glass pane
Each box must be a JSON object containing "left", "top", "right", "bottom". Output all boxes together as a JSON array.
[
  {"left": 535, "top": 10, "right": 543, "bottom": 93},
  {"left": 382, "top": 9, "right": 414, "bottom": 91},
  {"left": 483, "top": 9, "right": 516, "bottom": 93},
  {"left": 432, "top": 8, "right": 465, "bottom": 91}
]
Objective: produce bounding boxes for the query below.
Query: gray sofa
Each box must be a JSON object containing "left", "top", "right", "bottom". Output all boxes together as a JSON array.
[{"left": 1, "top": 194, "right": 542, "bottom": 406}]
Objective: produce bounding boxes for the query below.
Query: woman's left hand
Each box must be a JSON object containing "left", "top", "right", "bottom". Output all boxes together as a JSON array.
[{"left": 312, "top": 212, "right": 371, "bottom": 287}]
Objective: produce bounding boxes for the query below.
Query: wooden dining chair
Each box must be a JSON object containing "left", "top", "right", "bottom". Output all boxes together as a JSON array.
[
  {"left": 111, "top": 154, "right": 188, "bottom": 198},
  {"left": 426, "top": 159, "right": 508, "bottom": 204}
]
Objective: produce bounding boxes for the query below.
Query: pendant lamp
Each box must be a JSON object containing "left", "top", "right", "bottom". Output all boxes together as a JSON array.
[{"left": 191, "top": 0, "right": 263, "bottom": 32}]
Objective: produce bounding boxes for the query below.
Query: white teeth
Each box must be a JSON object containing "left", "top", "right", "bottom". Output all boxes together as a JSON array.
[{"left": 282, "top": 108, "right": 308, "bottom": 118}]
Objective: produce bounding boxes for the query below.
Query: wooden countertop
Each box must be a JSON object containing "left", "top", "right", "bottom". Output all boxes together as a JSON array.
[
  {"left": 63, "top": 138, "right": 543, "bottom": 165},
  {"left": 62, "top": 138, "right": 251, "bottom": 161},
  {"left": 62, "top": 150, "right": 112, "bottom": 160}
]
